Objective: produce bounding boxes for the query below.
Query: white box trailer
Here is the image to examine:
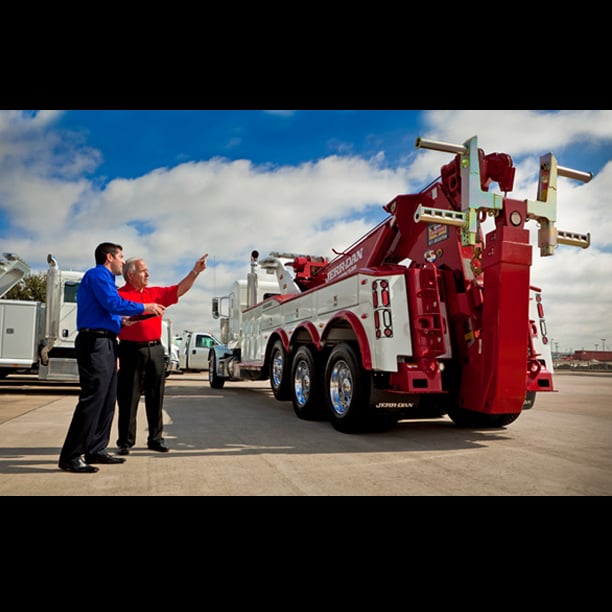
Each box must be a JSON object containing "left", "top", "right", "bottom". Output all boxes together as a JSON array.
[{"left": 0, "top": 299, "right": 44, "bottom": 367}]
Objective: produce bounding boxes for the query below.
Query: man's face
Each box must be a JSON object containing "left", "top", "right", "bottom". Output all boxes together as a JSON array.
[
  {"left": 109, "top": 250, "right": 126, "bottom": 277},
  {"left": 128, "top": 259, "right": 149, "bottom": 290}
]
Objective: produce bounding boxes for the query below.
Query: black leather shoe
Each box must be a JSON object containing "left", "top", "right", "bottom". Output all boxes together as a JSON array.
[
  {"left": 58, "top": 457, "right": 99, "bottom": 473},
  {"left": 85, "top": 452, "right": 126, "bottom": 464},
  {"left": 148, "top": 441, "right": 169, "bottom": 453},
  {"left": 117, "top": 446, "right": 130, "bottom": 456}
]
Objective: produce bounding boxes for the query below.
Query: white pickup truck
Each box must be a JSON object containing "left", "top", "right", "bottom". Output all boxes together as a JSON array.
[{"left": 176, "top": 331, "right": 220, "bottom": 372}]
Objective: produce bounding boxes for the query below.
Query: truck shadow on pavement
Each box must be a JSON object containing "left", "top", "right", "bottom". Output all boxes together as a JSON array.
[
  {"left": 0, "top": 420, "right": 512, "bottom": 475},
  {"left": 157, "top": 381, "right": 514, "bottom": 457},
  {"left": 0, "top": 379, "right": 513, "bottom": 475}
]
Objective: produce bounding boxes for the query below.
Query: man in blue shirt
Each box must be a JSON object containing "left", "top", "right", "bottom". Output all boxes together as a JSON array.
[{"left": 58, "top": 242, "right": 166, "bottom": 473}]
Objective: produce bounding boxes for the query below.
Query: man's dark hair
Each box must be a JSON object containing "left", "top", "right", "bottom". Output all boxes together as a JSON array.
[{"left": 94, "top": 242, "right": 123, "bottom": 265}]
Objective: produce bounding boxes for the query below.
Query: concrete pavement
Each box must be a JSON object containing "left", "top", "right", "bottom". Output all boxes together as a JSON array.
[{"left": 1, "top": 371, "right": 611, "bottom": 495}]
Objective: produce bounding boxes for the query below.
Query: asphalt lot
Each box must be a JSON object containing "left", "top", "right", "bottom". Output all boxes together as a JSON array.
[{"left": 0, "top": 370, "right": 611, "bottom": 496}]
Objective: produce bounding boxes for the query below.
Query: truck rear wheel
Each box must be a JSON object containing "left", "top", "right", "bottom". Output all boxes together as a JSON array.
[
  {"left": 325, "top": 343, "right": 372, "bottom": 433},
  {"left": 324, "top": 343, "right": 399, "bottom": 433},
  {"left": 291, "top": 345, "right": 325, "bottom": 420},
  {"left": 208, "top": 352, "right": 226, "bottom": 389},
  {"left": 270, "top": 340, "right": 291, "bottom": 401}
]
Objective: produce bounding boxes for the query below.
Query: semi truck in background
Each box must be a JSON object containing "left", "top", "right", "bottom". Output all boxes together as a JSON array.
[
  {"left": 0, "top": 253, "right": 82, "bottom": 381},
  {"left": 0, "top": 253, "right": 178, "bottom": 381},
  {"left": 208, "top": 135, "right": 592, "bottom": 433}
]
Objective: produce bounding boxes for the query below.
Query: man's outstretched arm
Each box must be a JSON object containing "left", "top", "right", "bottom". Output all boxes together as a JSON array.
[{"left": 177, "top": 253, "right": 208, "bottom": 297}]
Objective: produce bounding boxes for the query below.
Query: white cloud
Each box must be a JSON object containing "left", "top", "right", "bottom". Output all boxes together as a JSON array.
[
  {"left": 422, "top": 109, "right": 612, "bottom": 158},
  {"left": 1, "top": 109, "right": 610, "bottom": 352}
]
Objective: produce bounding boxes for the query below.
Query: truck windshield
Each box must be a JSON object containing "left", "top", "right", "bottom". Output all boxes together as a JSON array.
[{"left": 64, "top": 281, "right": 79, "bottom": 303}]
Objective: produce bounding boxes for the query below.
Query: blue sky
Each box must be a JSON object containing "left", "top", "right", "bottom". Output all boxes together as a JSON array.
[
  {"left": 55, "top": 110, "right": 423, "bottom": 178},
  {"left": 1, "top": 109, "right": 611, "bottom": 352}
]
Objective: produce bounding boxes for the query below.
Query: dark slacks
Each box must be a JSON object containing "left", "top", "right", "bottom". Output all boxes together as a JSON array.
[
  {"left": 59, "top": 333, "right": 118, "bottom": 462},
  {"left": 116, "top": 342, "right": 166, "bottom": 448}
]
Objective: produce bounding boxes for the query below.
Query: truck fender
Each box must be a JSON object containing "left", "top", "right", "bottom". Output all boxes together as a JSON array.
[
  {"left": 263, "top": 331, "right": 290, "bottom": 377},
  {"left": 268, "top": 328, "right": 291, "bottom": 355},
  {"left": 288, "top": 321, "right": 322, "bottom": 352},
  {"left": 321, "top": 310, "right": 373, "bottom": 370}
]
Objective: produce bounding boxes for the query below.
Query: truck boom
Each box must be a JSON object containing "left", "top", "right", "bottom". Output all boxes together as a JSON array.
[{"left": 209, "top": 135, "right": 592, "bottom": 433}]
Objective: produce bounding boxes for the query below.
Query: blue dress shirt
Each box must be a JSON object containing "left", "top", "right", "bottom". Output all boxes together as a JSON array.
[{"left": 76, "top": 265, "right": 145, "bottom": 334}]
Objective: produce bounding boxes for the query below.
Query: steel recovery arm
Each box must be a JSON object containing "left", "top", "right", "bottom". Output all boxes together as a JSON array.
[{"left": 412, "top": 136, "right": 591, "bottom": 415}]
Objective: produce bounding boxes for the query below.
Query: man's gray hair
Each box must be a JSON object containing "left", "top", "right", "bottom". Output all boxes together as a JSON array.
[{"left": 123, "top": 257, "right": 142, "bottom": 283}]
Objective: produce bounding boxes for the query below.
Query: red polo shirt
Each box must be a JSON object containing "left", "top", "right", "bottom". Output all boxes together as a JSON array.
[{"left": 118, "top": 283, "right": 179, "bottom": 342}]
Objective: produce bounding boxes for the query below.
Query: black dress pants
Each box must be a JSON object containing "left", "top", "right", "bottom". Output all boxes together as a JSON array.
[
  {"left": 116, "top": 342, "right": 166, "bottom": 447},
  {"left": 59, "top": 333, "right": 118, "bottom": 462}
]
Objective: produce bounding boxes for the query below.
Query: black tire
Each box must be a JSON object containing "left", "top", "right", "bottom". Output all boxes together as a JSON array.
[
  {"left": 291, "top": 345, "right": 326, "bottom": 420},
  {"left": 442, "top": 363, "right": 521, "bottom": 428},
  {"left": 494, "top": 412, "right": 521, "bottom": 427},
  {"left": 522, "top": 391, "right": 536, "bottom": 410},
  {"left": 324, "top": 343, "right": 373, "bottom": 433},
  {"left": 269, "top": 340, "right": 291, "bottom": 401},
  {"left": 446, "top": 405, "right": 521, "bottom": 428},
  {"left": 209, "top": 352, "right": 226, "bottom": 389}
]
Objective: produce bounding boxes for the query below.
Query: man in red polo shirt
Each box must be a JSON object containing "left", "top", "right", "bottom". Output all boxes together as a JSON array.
[{"left": 116, "top": 252, "right": 208, "bottom": 454}]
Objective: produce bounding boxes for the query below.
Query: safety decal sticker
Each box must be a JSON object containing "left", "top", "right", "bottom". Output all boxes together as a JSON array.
[{"left": 427, "top": 223, "right": 448, "bottom": 246}]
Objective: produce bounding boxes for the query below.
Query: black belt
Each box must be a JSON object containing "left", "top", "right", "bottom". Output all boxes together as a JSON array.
[
  {"left": 79, "top": 328, "right": 118, "bottom": 340},
  {"left": 120, "top": 339, "right": 162, "bottom": 348}
]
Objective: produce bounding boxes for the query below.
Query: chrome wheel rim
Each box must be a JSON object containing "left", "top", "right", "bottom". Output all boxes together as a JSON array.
[{"left": 329, "top": 360, "right": 352, "bottom": 417}]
